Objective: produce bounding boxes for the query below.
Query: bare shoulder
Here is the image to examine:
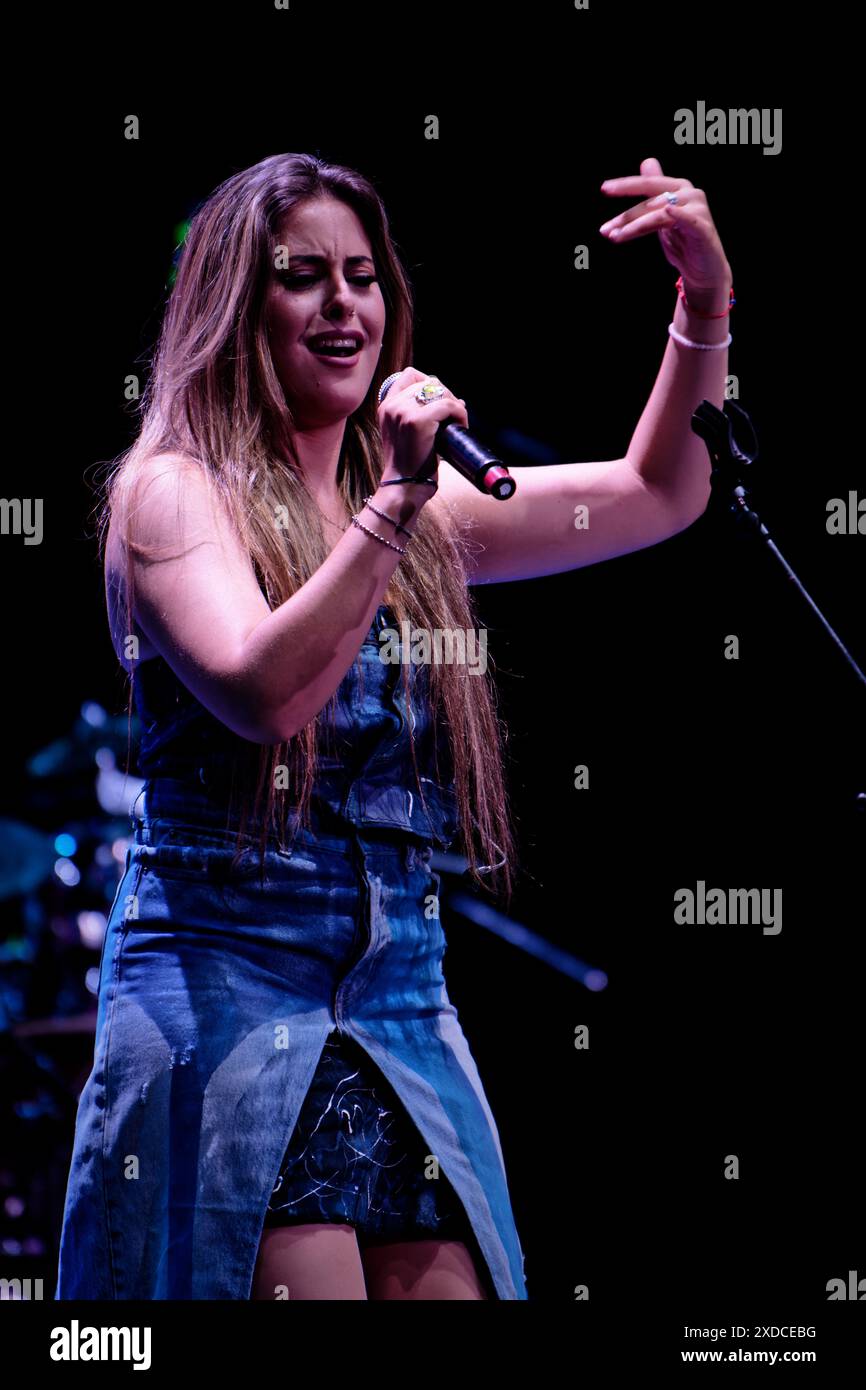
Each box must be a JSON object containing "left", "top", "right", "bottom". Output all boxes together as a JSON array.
[
  {"left": 115, "top": 451, "right": 220, "bottom": 545},
  {"left": 104, "top": 451, "right": 215, "bottom": 670}
]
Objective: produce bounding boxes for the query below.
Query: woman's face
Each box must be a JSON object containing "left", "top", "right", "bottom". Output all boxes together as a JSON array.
[{"left": 265, "top": 196, "right": 387, "bottom": 429}]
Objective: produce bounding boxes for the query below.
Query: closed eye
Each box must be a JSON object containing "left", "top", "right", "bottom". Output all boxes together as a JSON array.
[{"left": 279, "top": 273, "right": 377, "bottom": 288}]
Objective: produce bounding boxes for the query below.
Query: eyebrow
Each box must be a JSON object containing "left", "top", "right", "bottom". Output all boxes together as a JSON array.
[{"left": 286, "top": 254, "right": 375, "bottom": 266}]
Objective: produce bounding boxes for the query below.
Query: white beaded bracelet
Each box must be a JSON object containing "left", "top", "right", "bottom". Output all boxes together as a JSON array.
[{"left": 668, "top": 321, "right": 732, "bottom": 351}]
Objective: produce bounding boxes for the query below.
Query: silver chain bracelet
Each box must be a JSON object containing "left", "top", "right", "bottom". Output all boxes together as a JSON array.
[
  {"left": 362, "top": 495, "right": 416, "bottom": 541},
  {"left": 350, "top": 514, "right": 407, "bottom": 556}
]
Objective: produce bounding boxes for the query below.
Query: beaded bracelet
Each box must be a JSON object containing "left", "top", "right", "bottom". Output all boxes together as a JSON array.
[
  {"left": 668, "top": 322, "right": 732, "bottom": 351},
  {"left": 350, "top": 514, "right": 407, "bottom": 555},
  {"left": 363, "top": 495, "right": 416, "bottom": 541}
]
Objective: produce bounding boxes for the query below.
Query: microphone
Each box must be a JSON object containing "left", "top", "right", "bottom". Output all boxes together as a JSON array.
[{"left": 377, "top": 373, "right": 517, "bottom": 501}]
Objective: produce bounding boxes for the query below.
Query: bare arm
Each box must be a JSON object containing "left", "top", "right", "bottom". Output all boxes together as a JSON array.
[
  {"left": 118, "top": 454, "right": 429, "bottom": 744},
  {"left": 426, "top": 282, "right": 729, "bottom": 585},
  {"left": 622, "top": 281, "right": 730, "bottom": 514}
]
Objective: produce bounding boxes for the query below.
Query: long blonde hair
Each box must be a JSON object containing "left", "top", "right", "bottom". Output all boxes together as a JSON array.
[{"left": 94, "top": 152, "right": 517, "bottom": 903}]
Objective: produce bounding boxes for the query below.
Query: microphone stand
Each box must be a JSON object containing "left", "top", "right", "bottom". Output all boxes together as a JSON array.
[
  {"left": 432, "top": 403, "right": 865, "bottom": 975},
  {"left": 691, "top": 399, "right": 866, "bottom": 693},
  {"left": 426, "top": 856, "right": 609, "bottom": 992}
]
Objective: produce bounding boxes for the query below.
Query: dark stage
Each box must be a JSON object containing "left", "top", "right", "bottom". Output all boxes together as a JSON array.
[{"left": 1, "top": 5, "right": 862, "bottom": 1370}]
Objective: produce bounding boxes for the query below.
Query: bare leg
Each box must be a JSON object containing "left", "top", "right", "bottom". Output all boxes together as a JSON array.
[
  {"left": 251, "top": 1222, "right": 368, "bottom": 1300},
  {"left": 360, "top": 1239, "right": 489, "bottom": 1300}
]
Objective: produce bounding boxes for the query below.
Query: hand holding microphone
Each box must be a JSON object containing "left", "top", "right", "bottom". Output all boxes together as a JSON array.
[{"left": 377, "top": 368, "right": 516, "bottom": 500}]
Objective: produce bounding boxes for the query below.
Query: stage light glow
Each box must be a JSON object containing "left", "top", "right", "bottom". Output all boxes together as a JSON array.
[
  {"left": 54, "top": 858, "right": 81, "bottom": 887},
  {"left": 54, "top": 833, "right": 77, "bottom": 857},
  {"left": 76, "top": 910, "right": 107, "bottom": 950},
  {"left": 81, "top": 701, "right": 107, "bottom": 727}
]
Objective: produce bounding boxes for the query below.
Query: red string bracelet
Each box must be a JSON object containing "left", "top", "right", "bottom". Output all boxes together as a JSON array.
[{"left": 675, "top": 274, "right": 735, "bottom": 319}]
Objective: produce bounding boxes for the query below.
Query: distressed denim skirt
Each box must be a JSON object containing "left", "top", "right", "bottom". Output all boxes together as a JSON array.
[{"left": 54, "top": 778, "right": 527, "bottom": 1300}]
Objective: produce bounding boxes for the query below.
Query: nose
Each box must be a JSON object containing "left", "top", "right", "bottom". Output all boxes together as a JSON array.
[{"left": 322, "top": 278, "right": 357, "bottom": 322}]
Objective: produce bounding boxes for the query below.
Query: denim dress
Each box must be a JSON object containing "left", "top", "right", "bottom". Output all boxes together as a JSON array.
[{"left": 54, "top": 604, "right": 528, "bottom": 1300}]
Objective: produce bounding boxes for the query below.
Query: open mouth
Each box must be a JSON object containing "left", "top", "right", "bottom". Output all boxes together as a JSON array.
[{"left": 306, "top": 335, "right": 363, "bottom": 358}]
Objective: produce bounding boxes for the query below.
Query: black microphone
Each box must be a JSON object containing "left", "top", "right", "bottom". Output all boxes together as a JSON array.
[{"left": 377, "top": 373, "right": 517, "bottom": 500}]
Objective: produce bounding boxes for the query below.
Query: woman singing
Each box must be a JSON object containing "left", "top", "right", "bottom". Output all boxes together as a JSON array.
[{"left": 55, "top": 151, "right": 733, "bottom": 1301}]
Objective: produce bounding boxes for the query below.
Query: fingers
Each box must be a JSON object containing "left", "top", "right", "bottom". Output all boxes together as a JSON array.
[
  {"left": 600, "top": 188, "right": 702, "bottom": 240},
  {"left": 393, "top": 369, "right": 454, "bottom": 400},
  {"left": 601, "top": 205, "right": 687, "bottom": 242},
  {"left": 379, "top": 368, "right": 468, "bottom": 424},
  {"left": 601, "top": 174, "right": 691, "bottom": 196},
  {"left": 399, "top": 391, "right": 469, "bottom": 430},
  {"left": 387, "top": 367, "right": 431, "bottom": 389}
]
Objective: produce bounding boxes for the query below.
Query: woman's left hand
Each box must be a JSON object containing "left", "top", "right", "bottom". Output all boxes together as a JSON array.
[{"left": 599, "top": 156, "right": 732, "bottom": 294}]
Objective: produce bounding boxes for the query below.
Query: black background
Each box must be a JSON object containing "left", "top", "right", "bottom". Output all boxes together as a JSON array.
[{"left": 2, "top": 0, "right": 862, "bottom": 1349}]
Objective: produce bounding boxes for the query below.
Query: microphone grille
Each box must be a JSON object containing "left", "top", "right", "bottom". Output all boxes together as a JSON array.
[{"left": 377, "top": 372, "right": 403, "bottom": 405}]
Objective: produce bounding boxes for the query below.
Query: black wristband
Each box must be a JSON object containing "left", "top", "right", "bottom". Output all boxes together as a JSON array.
[{"left": 380, "top": 475, "right": 438, "bottom": 488}]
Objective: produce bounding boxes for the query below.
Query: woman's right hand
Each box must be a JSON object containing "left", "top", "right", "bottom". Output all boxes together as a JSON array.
[{"left": 377, "top": 368, "right": 469, "bottom": 492}]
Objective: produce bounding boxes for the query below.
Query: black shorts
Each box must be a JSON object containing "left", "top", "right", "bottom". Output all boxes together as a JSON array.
[{"left": 263, "top": 1030, "right": 474, "bottom": 1249}]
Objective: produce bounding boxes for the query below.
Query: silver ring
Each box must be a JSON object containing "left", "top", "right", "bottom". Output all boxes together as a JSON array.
[
  {"left": 414, "top": 377, "right": 446, "bottom": 405},
  {"left": 663, "top": 191, "right": 679, "bottom": 205}
]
